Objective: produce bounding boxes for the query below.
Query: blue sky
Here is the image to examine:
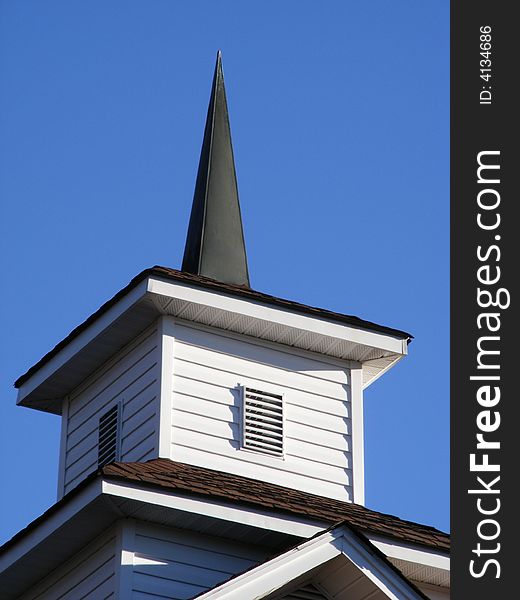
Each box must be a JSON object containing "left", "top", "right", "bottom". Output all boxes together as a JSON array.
[{"left": 0, "top": 1, "right": 449, "bottom": 543}]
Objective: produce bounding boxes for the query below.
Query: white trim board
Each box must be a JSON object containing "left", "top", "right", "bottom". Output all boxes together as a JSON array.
[
  {"left": 0, "top": 476, "right": 322, "bottom": 598},
  {"left": 0, "top": 478, "right": 103, "bottom": 574},
  {"left": 56, "top": 395, "right": 70, "bottom": 499},
  {"left": 350, "top": 366, "right": 365, "bottom": 505},
  {"left": 17, "top": 274, "right": 408, "bottom": 412},
  {"left": 148, "top": 276, "right": 408, "bottom": 356},
  {"left": 16, "top": 279, "right": 150, "bottom": 407},
  {"left": 102, "top": 479, "right": 326, "bottom": 538},
  {"left": 156, "top": 316, "right": 175, "bottom": 457},
  {"left": 114, "top": 519, "right": 135, "bottom": 600},
  {"left": 171, "top": 316, "right": 361, "bottom": 371},
  {"left": 0, "top": 474, "right": 323, "bottom": 577},
  {"left": 367, "top": 534, "right": 450, "bottom": 571}
]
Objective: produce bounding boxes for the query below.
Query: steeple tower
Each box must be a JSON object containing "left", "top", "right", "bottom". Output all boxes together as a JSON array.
[
  {"left": 182, "top": 51, "right": 250, "bottom": 287},
  {"left": 2, "top": 51, "right": 450, "bottom": 600}
]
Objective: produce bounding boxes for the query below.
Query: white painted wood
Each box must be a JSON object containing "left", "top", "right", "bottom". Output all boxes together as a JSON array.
[
  {"left": 0, "top": 479, "right": 103, "bottom": 574},
  {"left": 155, "top": 316, "right": 175, "bottom": 457},
  {"left": 17, "top": 278, "right": 149, "bottom": 407},
  {"left": 61, "top": 325, "right": 160, "bottom": 497},
  {"left": 114, "top": 520, "right": 135, "bottom": 600},
  {"left": 147, "top": 276, "right": 408, "bottom": 355},
  {"left": 0, "top": 476, "right": 324, "bottom": 597},
  {"left": 367, "top": 535, "right": 450, "bottom": 572},
  {"left": 129, "top": 522, "right": 270, "bottom": 599},
  {"left": 173, "top": 364, "right": 350, "bottom": 414},
  {"left": 57, "top": 396, "right": 70, "bottom": 499},
  {"left": 389, "top": 559, "right": 450, "bottom": 591},
  {"left": 350, "top": 367, "right": 365, "bottom": 505},
  {"left": 196, "top": 531, "right": 342, "bottom": 600},
  {"left": 178, "top": 318, "right": 361, "bottom": 371},
  {"left": 362, "top": 354, "right": 406, "bottom": 389},
  {"left": 197, "top": 525, "right": 425, "bottom": 600},
  {"left": 18, "top": 273, "right": 407, "bottom": 410},
  {"left": 170, "top": 323, "right": 353, "bottom": 501},
  {"left": 333, "top": 530, "right": 427, "bottom": 600},
  {"left": 314, "top": 555, "right": 388, "bottom": 600},
  {"left": 173, "top": 426, "right": 350, "bottom": 483},
  {"left": 19, "top": 528, "right": 116, "bottom": 600},
  {"left": 102, "top": 480, "right": 326, "bottom": 538},
  {"left": 365, "top": 538, "right": 450, "bottom": 596}
]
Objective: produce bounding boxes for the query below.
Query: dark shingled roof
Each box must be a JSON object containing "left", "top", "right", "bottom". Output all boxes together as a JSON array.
[
  {"left": 103, "top": 459, "right": 449, "bottom": 552},
  {"left": 15, "top": 266, "right": 412, "bottom": 389}
]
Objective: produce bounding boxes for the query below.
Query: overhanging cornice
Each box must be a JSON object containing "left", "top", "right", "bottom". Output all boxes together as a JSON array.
[
  {"left": 0, "top": 474, "right": 320, "bottom": 599},
  {"left": 16, "top": 268, "right": 410, "bottom": 413}
]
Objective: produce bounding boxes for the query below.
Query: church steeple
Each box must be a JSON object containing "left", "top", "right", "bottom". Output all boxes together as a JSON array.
[{"left": 182, "top": 51, "right": 250, "bottom": 288}]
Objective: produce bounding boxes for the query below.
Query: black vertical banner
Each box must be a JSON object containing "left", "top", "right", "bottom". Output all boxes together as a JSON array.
[{"left": 451, "top": 2, "right": 517, "bottom": 599}]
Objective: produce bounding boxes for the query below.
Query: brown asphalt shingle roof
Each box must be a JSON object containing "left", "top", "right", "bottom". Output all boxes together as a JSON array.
[
  {"left": 103, "top": 459, "right": 449, "bottom": 552},
  {"left": 15, "top": 266, "right": 412, "bottom": 388}
]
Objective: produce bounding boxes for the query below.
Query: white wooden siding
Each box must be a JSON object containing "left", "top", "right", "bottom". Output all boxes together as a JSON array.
[
  {"left": 130, "top": 522, "right": 270, "bottom": 599},
  {"left": 171, "top": 324, "right": 353, "bottom": 501},
  {"left": 61, "top": 326, "right": 159, "bottom": 496},
  {"left": 20, "top": 529, "right": 116, "bottom": 600}
]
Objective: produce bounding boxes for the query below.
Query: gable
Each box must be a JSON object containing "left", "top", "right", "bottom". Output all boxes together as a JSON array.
[
  {"left": 196, "top": 524, "right": 429, "bottom": 600},
  {"left": 270, "top": 557, "right": 410, "bottom": 600}
]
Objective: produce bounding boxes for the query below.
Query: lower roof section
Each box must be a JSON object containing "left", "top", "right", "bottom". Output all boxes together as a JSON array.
[
  {"left": 0, "top": 460, "right": 449, "bottom": 599},
  {"left": 102, "top": 459, "right": 450, "bottom": 553},
  {"left": 15, "top": 267, "right": 411, "bottom": 413},
  {"left": 195, "top": 523, "right": 431, "bottom": 600}
]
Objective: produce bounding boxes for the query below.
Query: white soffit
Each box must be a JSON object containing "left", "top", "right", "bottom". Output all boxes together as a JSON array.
[
  {"left": 17, "top": 275, "right": 408, "bottom": 412},
  {"left": 368, "top": 535, "right": 450, "bottom": 589}
]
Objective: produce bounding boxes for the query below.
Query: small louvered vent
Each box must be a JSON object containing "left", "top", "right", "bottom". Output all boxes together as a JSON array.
[
  {"left": 241, "top": 386, "right": 284, "bottom": 457},
  {"left": 98, "top": 404, "right": 120, "bottom": 467}
]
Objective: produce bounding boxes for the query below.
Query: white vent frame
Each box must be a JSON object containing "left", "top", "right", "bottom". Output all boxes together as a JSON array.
[
  {"left": 240, "top": 385, "right": 285, "bottom": 458},
  {"left": 98, "top": 402, "right": 121, "bottom": 468}
]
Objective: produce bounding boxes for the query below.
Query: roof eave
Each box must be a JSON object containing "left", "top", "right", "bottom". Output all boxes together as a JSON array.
[
  {"left": 16, "top": 268, "right": 411, "bottom": 413},
  {"left": 0, "top": 473, "right": 319, "bottom": 599},
  {"left": 0, "top": 469, "right": 448, "bottom": 600}
]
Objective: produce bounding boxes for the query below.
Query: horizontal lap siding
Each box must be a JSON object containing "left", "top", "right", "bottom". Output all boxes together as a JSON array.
[
  {"left": 20, "top": 530, "right": 116, "bottom": 600},
  {"left": 131, "top": 523, "right": 269, "bottom": 600},
  {"left": 63, "top": 326, "right": 159, "bottom": 496},
  {"left": 171, "top": 324, "right": 352, "bottom": 501}
]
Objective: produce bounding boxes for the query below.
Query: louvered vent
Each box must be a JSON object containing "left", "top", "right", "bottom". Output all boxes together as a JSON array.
[
  {"left": 241, "top": 386, "right": 284, "bottom": 457},
  {"left": 98, "top": 403, "right": 120, "bottom": 467}
]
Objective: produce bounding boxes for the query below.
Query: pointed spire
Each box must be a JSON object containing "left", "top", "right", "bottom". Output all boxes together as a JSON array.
[{"left": 182, "top": 51, "right": 250, "bottom": 288}]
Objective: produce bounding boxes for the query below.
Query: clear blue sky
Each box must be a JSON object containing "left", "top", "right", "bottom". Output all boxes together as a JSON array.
[{"left": 0, "top": 1, "right": 449, "bottom": 544}]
